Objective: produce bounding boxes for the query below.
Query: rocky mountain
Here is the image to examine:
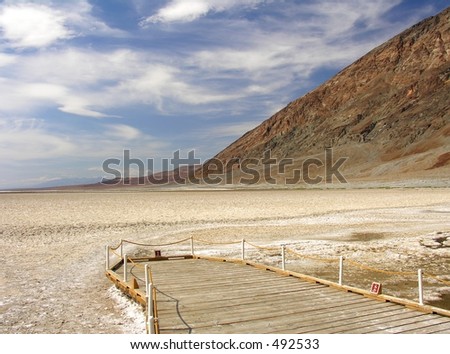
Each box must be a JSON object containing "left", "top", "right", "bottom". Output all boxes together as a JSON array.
[{"left": 201, "top": 7, "right": 450, "bottom": 185}]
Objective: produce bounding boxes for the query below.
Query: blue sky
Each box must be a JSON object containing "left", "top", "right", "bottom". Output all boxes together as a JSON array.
[{"left": 0, "top": 0, "right": 448, "bottom": 188}]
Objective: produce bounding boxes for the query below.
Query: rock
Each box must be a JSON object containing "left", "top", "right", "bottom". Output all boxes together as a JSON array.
[{"left": 421, "top": 239, "right": 442, "bottom": 248}]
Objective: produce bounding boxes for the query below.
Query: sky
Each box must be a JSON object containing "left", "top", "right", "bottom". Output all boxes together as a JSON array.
[{"left": 0, "top": 0, "right": 448, "bottom": 189}]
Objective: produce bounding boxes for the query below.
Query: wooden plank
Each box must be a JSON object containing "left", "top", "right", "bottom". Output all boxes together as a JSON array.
[
  {"left": 155, "top": 286, "right": 322, "bottom": 314},
  {"left": 366, "top": 316, "right": 450, "bottom": 334},
  {"left": 151, "top": 276, "right": 309, "bottom": 293},
  {"left": 204, "top": 301, "right": 396, "bottom": 334},
  {"left": 153, "top": 275, "right": 325, "bottom": 294},
  {"left": 155, "top": 281, "right": 365, "bottom": 307},
  {"left": 157, "top": 291, "right": 397, "bottom": 332},
  {"left": 148, "top": 258, "right": 324, "bottom": 290},
  {"left": 320, "top": 311, "right": 427, "bottom": 334},
  {"left": 127, "top": 267, "right": 285, "bottom": 290},
  {"left": 154, "top": 282, "right": 365, "bottom": 316},
  {"left": 430, "top": 326, "right": 450, "bottom": 333},
  {"left": 156, "top": 296, "right": 375, "bottom": 326},
  {"left": 156, "top": 287, "right": 367, "bottom": 314},
  {"left": 148, "top": 260, "right": 269, "bottom": 275},
  {"left": 152, "top": 261, "right": 280, "bottom": 280},
  {"left": 157, "top": 296, "right": 356, "bottom": 328},
  {"left": 155, "top": 284, "right": 326, "bottom": 305},
  {"left": 400, "top": 320, "right": 450, "bottom": 334},
  {"left": 155, "top": 290, "right": 368, "bottom": 318},
  {"left": 187, "top": 304, "right": 405, "bottom": 334},
  {"left": 158, "top": 289, "right": 360, "bottom": 308},
  {"left": 269, "top": 303, "right": 406, "bottom": 334}
]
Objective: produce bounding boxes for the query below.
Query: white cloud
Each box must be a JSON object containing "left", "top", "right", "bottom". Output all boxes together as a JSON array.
[
  {"left": 144, "top": 0, "right": 210, "bottom": 24},
  {"left": 0, "top": 1, "right": 125, "bottom": 49},
  {"left": 0, "top": 53, "right": 17, "bottom": 67},
  {"left": 113, "top": 67, "right": 238, "bottom": 106},
  {"left": 0, "top": 119, "right": 76, "bottom": 160},
  {"left": 64, "top": 0, "right": 127, "bottom": 38},
  {"left": 0, "top": 79, "right": 65, "bottom": 114},
  {"left": 0, "top": 4, "right": 74, "bottom": 48},
  {"left": 0, "top": 76, "right": 112, "bottom": 118},
  {"left": 105, "top": 124, "right": 142, "bottom": 141},
  {"left": 22, "top": 82, "right": 68, "bottom": 100},
  {"left": 140, "top": 0, "right": 267, "bottom": 25},
  {"left": 58, "top": 103, "right": 113, "bottom": 119}
]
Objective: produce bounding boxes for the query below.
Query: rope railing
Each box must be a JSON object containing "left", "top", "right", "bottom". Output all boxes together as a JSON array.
[
  {"left": 105, "top": 235, "right": 450, "bottom": 332},
  {"left": 424, "top": 273, "right": 450, "bottom": 286},
  {"left": 245, "top": 240, "right": 279, "bottom": 251},
  {"left": 194, "top": 237, "right": 242, "bottom": 245},
  {"left": 345, "top": 259, "right": 417, "bottom": 276},
  {"left": 121, "top": 237, "right": 192, "bottom": 247},
  {"left": 109, "top": 241, "right": 122, "bottom": 251},
  {"left": 129, "top": 257, "right": 146, "bottom": 270},
  {"left": 286, "top": 247, "right": 339, "bottom": 263},
  {"left": 109, "top": 248, "right": 122, "bottom": 259}
]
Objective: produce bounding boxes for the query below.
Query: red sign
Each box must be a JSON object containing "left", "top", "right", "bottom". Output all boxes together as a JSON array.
[{"left": 370, "top": 282, "right": 382, "bottom": 294}]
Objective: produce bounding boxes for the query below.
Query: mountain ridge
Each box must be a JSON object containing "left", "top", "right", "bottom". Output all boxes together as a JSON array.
[{"left": 201, "top": 7, "right": 450, "bottom": 184}]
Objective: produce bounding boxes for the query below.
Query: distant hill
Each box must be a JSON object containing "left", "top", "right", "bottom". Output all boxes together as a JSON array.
[
  {"left": 28, "top": 177, "right": 103, "bottom": 189},
  {"left": 200, "top": 7, "right": 450, "bottom": 185}
]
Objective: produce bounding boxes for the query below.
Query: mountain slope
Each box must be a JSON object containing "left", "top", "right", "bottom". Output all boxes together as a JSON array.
[{"left": 203, "top": 7, "right": 450, "bottom": 184}]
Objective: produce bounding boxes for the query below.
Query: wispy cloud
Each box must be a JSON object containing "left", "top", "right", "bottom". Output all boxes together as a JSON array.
[
  {"left": 189, "top": 0, "right": 404, "bottom": 76},
  {"left": 0, "top": 118, "right": 170, "bottom": 163},
  {"left": 0, "top": 0, "right": 422, "bottom": 120},
  {"left": 140, "top": 0, "right": 267, "bottom": 25},
  {"left": 105, "top": 124, "right": 142, "bottom": 141},
  {"left": 0, "top": 45, "right": 242, "bottom": 118},
  {"left": 0, "top": 118, "right": 76, "bottom": 160}
]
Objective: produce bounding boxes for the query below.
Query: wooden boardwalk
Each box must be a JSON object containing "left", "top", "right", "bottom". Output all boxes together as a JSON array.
[{"left": 107, "top": 256, "right": 450, "bottom": 334}]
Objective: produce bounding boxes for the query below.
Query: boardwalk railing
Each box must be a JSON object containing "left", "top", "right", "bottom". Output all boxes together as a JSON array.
[
  {"left": 106, "top": 241, "right": 165, "bottom": 334},
  {"left": 105, "top": 236, "right": 450, "bottom": 333}
]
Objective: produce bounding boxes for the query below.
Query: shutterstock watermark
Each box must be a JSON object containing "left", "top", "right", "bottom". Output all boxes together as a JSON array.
[{"left": 101, "top": 148, "right": 348, "bottom": 186}]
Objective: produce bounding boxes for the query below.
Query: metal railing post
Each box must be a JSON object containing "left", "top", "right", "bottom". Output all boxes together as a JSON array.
[
  {"left": 418, "top": 269, "right": 424, "bottom": 305},
  {"left": 145, "top": 264, "right": 155, "bottom": 334},
  {"left": 339, "top": 256, "right": 344, "bottom": 285},
  {"left": 123, "top": 254, "right": 128, "bottom": 282},
  {"left": 242, "top": 239, "right": 245, "bottom": 260},
  {"left": 281, "top": 244, "right": 286, "bottom": 271},
  {"left": 145, "top": 264, "right": 149, "bottom": 294},
  {"left": 190, "top": 236, "right": 194, "bottom": 256},
  {"left": 105, "top": 245, "right": 110, "bottom": 271},
  {"left": 147, "top": 282, "right": 155, "bottom": 334},
  {"left": 120, "top": 239, "right": 123, "bottom": 257}
]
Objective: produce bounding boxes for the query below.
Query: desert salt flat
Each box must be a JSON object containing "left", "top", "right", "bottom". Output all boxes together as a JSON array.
[{"left": 1, "top": 188, "right": 449, "bottom": 334}]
